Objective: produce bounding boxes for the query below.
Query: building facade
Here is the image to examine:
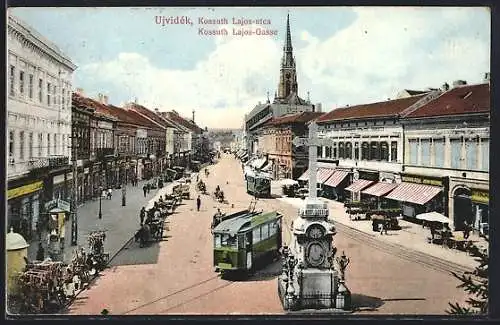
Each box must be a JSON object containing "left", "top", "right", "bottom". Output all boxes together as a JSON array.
[{"left": 7, "top": 14, "right": 77, "bottom": 240}]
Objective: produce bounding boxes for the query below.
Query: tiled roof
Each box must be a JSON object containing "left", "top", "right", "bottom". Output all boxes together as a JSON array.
[
  {"left": 317, "top": 94, "right": 427, "bottom": 123},
  {"left": 72, "top": 93, "right": 117, "bottom": 122},
  {"left": 127, "top": 103, "right": 177, "bottom": 129},
  {"left": 265, "top": 112, "right": 323, "bottom": 126},
  {"left": 403, "top": 83, "right": 490, "bottom": 118},
  {"left": 164, "top": 111, "right": 203, "bottom": 133}
]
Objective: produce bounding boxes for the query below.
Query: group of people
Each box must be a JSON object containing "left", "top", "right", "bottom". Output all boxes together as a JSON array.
[{"left": 139, "top": 197, "right": 170, "bottom": 226}]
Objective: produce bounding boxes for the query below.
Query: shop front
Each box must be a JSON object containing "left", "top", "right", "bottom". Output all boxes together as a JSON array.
[
  {"left": 452, "top": 187, "right": 489, "bottom": 233},
  {"left": 7, "top": 180, "right": 44, "bottom": 242},
  {"left": 322, "top": 169, "right": 350, "bottom": 202},
  {"left": 361, "top": 181, "right": 399, "bottom": 209}
]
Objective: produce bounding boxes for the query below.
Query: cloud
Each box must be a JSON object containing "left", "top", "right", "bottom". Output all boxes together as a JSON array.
[{"left": 79, "top": 7, "right": 490, "bottom": 127}]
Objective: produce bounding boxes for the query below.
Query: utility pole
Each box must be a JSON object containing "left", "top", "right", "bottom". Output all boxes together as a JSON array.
[{"left": 71, "top": 129, "right": 78, "bottom": 246}]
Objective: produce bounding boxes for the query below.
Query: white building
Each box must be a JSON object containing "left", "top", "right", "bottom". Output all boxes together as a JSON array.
[{"left": 7, "top": 14, "right": 77, "bottom": 241}]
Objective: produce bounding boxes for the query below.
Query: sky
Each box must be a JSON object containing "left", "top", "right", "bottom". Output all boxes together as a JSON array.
[{"left": 10, "top": 7, "right": 490, "bottom": 129}]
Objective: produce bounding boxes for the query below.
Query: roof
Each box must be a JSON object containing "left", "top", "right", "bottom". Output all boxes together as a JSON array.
[
  {"left": 317, "top": 94, "right": 427, "bottom": 123},
  {"left": 127, "top": 103, "right": 177, "bottom": 129},
  {"left": 105, "top": 103, "right": 159, "bottom": 130},
  {"left": 164, "top": 111, "right": 203, "bottom": 133},
  {"left": 404, "top": 89, "right": 430, "bottom": 96},
  {"left": 403, "top": 83, "right": 490, "bottom": 119},
  {"left": 72, "top": 93, "right": 117, "bottom": 122},
  {"left": 264, "top": 111, "right": 323, "bottom": 126},
  {"left": 213, "top": 210, "right": 281, "bottom": 235}
]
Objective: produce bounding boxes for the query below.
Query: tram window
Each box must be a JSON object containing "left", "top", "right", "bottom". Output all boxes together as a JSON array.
[
  {"left": 238, "top": 235, "right": 245, "bottom": 249},
  {"left": 262, "top": 224, "right": 270, "bottom": 239},
  {"left": 270, "top": 222, "right": 277, "bottom": 236},
  {"left": 253, "top": 227, "right": 261, "bottom": 244},
  {"left": 221, "top": 234, "right": 237, "bottom": 248},
  {"left": 214, "top": 234, "right": 222, "bottom": 248}
]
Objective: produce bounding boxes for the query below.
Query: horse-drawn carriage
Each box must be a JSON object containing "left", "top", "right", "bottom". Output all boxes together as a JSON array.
[
  {"left": 214, "top": 187, "right": 225, "bottom": 203},
  {"left": 196, "top": 180, "right": 207, "bottom": 194},
  {"left": 135, "top": 218, "right": 165, "bottom": 247},
  {"left": 344, "top": 201, "right": 375, "bottom": 220},
  {"left": 370, "top": 209, "right": 402, "bottom": 231},
  {"left": 173, "top": 183, "right": 190, "bottom": 200},
  {"left": 86, "top": 231, "right": 110, "bottom": 273}
]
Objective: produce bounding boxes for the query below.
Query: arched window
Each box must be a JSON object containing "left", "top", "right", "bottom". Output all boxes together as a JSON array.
[
  {"left": 354, "top": 142, "right": 359, "bottom": 160},
  {"left": 339, "top": 142, "right": 344, "bottom": 158},
  {"left": 361, "top": 142, "right": 369, "bottom": 160},
  {"left": 380, "top": 142, "right": 389, "bottom": 161},
  {"left": 333, "top": 143, "right": 337, "bottom": 158},
  {"left": 345, "top": 142, "right": 353, "bottom": 159},
  {"left": 370, "top": 141, "right": 379, "bottom": 161}
]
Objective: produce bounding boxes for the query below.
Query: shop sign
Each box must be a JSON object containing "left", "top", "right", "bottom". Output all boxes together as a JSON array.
[
  {"left": 8, "top": 181, "right": 43, "bottom": 200},
  {"left": 53, "top": 174, "right": 66, "bottom": 185},
  {"left": 471, "top": 189, "right": 489, "bottom": 204},
  {"left": 401, "top": 174, "right": 443, "bottom": 187},
  {"left": 58, "top": 199, "right": 71, "bottom": 211},
  {"left": 45, "top": 199, "right": 58, "bottom": 210}
]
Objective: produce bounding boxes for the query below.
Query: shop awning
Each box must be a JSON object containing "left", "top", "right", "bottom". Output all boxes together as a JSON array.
[
  {"left": 298, "top": 169, "right": 309, "bottom": 181},
  {"left": 251, "top": 158, "right": 267, "bottom": 169},
  {"left": 385, "top": 182, "right": 442, "bottom": 205},
  {"left": 318, "top": 168, "right": 336, "bottom": 184},
  {"left": 323, "top": 170, "right": 349, "bottom": 188},
  {"left": 361, "top": 182, "right": 398, "bottom": 197},
  {"left": 345, "top": 179, "right": 374, "bottom": 192},
  {"left": 262, "top": 161, "right": 273, "bottom": 172}
]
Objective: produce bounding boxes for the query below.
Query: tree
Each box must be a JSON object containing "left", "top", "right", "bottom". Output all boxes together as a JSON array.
[{"left": 447, "top": 235, "right": 488, "bottom": 315}]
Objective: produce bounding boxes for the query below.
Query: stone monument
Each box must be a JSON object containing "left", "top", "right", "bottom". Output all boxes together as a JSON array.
[{"left": 277, "top": 121, "right": 351, "bottom": 311}]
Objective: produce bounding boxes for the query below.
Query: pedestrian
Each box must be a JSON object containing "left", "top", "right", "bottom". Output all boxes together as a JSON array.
[
  {"left": 140, "top": 207, "right": 146, "bottom": 226},
  {"left": 197, "top": 195, "right": 201, "bottom": 212},
  {"left": 108, "top": 188, "right": 113, "bottom": 200},
  {"left": 36, "top": 242, "right": 45, "bottom": 261},
  {"left": 463, "top": 221, "right": 471, "bottom": 239},
  {"left": 379, "top": 221, "right": 385, "bottom": 235},
  {"left": 147, "top": 183, "right": 151, "bottom": 194},
  {"left": 143, "top": 185, "right": 147, "bottom": 197}
]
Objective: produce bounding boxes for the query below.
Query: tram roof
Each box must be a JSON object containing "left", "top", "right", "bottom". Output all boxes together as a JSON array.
[{"left": 214, "top": 210, "right": 281, "bottom": 235}]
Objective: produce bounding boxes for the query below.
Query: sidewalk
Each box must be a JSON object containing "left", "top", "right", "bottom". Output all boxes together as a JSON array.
[
  {"left": 277, "top": 196, "right": 485, "bottom": 270},
  {"left": 27, "top": 178, "right": 171, "bottom": 264}
]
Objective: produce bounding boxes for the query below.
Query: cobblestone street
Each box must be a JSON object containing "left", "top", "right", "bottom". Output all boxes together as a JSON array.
[{"left": 64, "top": 155, "right": 471, "bottom": 315}]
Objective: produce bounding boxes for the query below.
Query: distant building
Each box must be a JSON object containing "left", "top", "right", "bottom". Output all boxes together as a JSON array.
[
  {"left": 7, "top": 14, "right": 77, "bottom": 241},
  {"left": 244, "top": 14, "right": 318, "bottom": 155}
]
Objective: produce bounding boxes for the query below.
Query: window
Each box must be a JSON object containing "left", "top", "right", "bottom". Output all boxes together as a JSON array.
[
  {"left": 380, "top": 142, "right": 389, "bottom": 161},
  {"left": 450, "top": 139, "right": 462, "bottom": 169},
  {"left": 38, "top": 79, "right": 43, "bottom": 102},
  {"left": 19, "top": 131, "right": 25, "bottom": 160},
  {"left": 67, "top": 90, "right": 71, "bottom": 107},
  {"left": 28, "top": 133, "right": 33, "bottom": 159},
  {"left": 433, "top": 139, "right": 444, "bottom": 167},
  {"left": 9, "top": 131, "right": 14, "bottom": 157},
  {"left": 339, "top": 142, "right": 344, "bottom": 158},
  {"left": 9, "top": 65, "right": 15, "bottom": 96},
  {"left": 390, "top": 141, "right": 397, "bottom": 162},
  {"left": 345, "top": 142, "right": 353, "bottom": 159},
  {"left": 47, "top": 133, "right": 51, "bottom": 155},
  {"left": 317, "top": 146, "right": 322, "bottom": 157},
  {"left": 354, "top": 142, "right": 359, "bottom": 160},
  {"left": 62, "top": 88, "right": 65, "bottom": 109},
  {"left": 252, "top": 227, "right": 261, "bottom": 244},
  {"left": 420, "top": 139, "right": 431, "bottom": 166},
  {"left": 220, "top": 234, "right": 237, "bottom": 248},
  {"left": 409, "top": 139, "right": 418, "bottom": 165},
  {"left": 361, "top": 142, "right": 369, "bottom": 160},
  {"left": 38, "top": 133, "right": 43, "bottom": 157},
  {"left": 465, "top": 138, "right": 478, "bottom": 170},
  {"left": 332, "top": 143, "right": 337, "bottom": 158},
  {"left": 325, "top": 146, "right": 332, "bottom": 158},
  {"left": 481, "top": 139, "right": 489, "bottom": 171},
  {"left": 19, "top": 71, "right": 25, "bottom": 95},
  {"left": 54, "top": 134, "right": 58, "bottom": 155},
  {"left": 29, "top": 74, "right": 34, "bottom": 99},
  {"left": 53, "top": 86, "right": 57, "bottom": 105},
  {"left": 370, "top": 141, "right": 380, "bottom": 160},
  {"left": 47, "top": 83, "right": 51, "bottom": 105}
]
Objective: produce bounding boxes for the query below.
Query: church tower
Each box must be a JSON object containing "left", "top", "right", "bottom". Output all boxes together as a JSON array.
[{"left": 276, "top": 14, "right": 299, "bottom": 100}]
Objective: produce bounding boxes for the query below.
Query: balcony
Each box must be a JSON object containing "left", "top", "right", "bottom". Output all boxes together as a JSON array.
[
  {"left": 27, "top": 156, "right": 70, "bottom": 174},
  {"left": 96, "top": 148, "right": 115, "bottom": 159}
]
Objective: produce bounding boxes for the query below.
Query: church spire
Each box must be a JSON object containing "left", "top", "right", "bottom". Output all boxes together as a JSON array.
[
  {"left": 276, "top": 13, "right": 299, "bottom": 101},
  {"left": 285, "top": 13, "right": 293, "bottom": 52}
]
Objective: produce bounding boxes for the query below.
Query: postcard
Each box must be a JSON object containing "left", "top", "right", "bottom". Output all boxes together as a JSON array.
[{"left": 6, "top": 6, "right": 490, "bottom": 317}]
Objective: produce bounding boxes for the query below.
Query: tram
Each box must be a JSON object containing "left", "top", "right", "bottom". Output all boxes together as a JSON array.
[
  {"left": 245, "top": 171, "right": 271, "bottom": 198},
  {"left": 213, "top": 210, "right": 282, "bottom": 277}
]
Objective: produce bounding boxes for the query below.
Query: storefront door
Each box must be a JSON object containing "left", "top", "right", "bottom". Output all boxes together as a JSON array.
[{"left": 453, "top": 187, "right": 473, "bottom": 231}]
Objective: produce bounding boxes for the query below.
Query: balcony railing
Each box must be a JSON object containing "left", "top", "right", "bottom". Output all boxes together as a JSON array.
[{"left": 28, "top": 156, "right": 69, "bottom": 171}]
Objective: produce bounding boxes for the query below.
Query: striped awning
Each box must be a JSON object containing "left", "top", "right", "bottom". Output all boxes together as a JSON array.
[
  {"left": 323, "top": 170, "right": 349, "bottom": 188},
  {"left": 318, "top": 168, "right": 336, "bottom": 184},
  {"left": 361, "top": 182, "right": 398, "bottom": 197},
  {"left": 297, "top": 168, "right": 335, "bottom": 183},
  {"left": 345, "top": 179, "right": 374, "bottom": 192},
  {"left": 298, "top": 169, "right": 309, "bottom": 181},
  {"left": 385, "top": 182, "right": 442, "bottom": 205}
]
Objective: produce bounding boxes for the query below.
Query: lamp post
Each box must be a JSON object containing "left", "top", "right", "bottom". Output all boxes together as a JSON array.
[{"left": 98, "top": 185, "right": 103, "bottom": 219}]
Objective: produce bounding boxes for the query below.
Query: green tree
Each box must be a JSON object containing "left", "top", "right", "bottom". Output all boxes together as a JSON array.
[{"left": 447, "top": 235, "right": 488, "bottom": 315}]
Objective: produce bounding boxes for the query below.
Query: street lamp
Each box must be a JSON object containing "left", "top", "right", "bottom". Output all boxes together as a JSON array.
[{"left": 99, "top": 185, "right": 103, "bottom": 219}]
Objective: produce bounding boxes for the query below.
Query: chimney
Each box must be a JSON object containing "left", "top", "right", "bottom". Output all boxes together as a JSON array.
[
  {"left": 452, "top": 80, "right": 467, "bottom": 88},
  {"left": 97, "top": 93, "right": 104, "bottom": 103},
  {"left": 442, "top": 83, "right": 450, "bottom": 91},
  {"left": 154, "top": 108, "right": 159, "bottom": 114},
  {"left": 134, "top": 97, "right": 138, "bottom": 104},
  {"left": 192, "top": 109, "right": 195, "bottom": 122},
  {"left": 76, "top": 88, "right": 84, "bottom": 96},
  {"left": 103, "top": 95, "right": 109, "bottom": 105}
]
